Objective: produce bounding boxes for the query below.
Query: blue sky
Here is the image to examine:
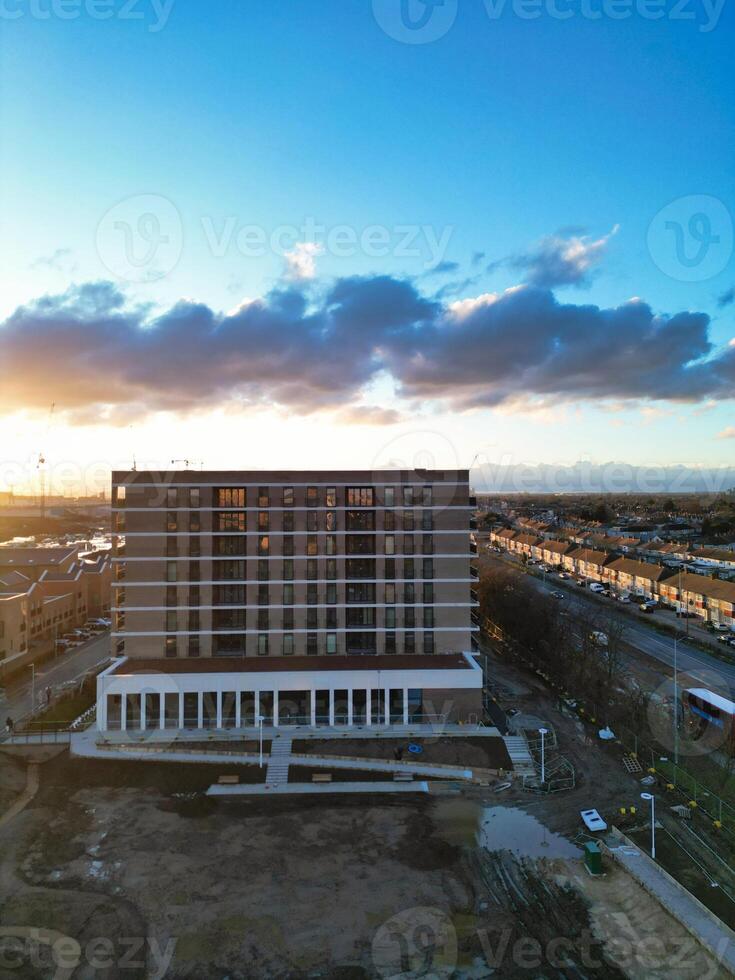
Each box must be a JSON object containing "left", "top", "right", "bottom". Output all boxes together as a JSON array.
[{"left": 1, "top": 0, "right": 734, "bottom": 491}]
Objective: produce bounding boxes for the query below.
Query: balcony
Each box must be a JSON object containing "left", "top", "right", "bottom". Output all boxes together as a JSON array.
[
  {"left": 470, "top": 542, "right": 478, "bottom": 555},
  {"left": 471, "top": 589, "right": 479, "bottom": 605},
  {"left": 470, "top": 566, "right": 479, "bottom": 579}
]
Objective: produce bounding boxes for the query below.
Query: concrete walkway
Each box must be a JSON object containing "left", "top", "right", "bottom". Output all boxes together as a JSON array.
[
  {"left": 207, "top": 781, "right": 430, "bottom": 797},
  {"left": 0, "top": 763, "right": 39, "bottom": 832},
  {"left": 265, "top": 734, "right": 291, "bottom": 788},
  {"left": 607, "top": 838, "right": 735, "bottom": 973}
]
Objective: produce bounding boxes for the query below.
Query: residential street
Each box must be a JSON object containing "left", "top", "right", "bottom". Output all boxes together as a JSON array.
[
  {"left": 0, "top": 632, "right": 111, "bottom": 724},
  {"left": 483, "top": 550, "right": 735, "bottom": 693}
]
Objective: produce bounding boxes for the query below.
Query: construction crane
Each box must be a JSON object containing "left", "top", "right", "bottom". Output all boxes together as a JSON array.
[{"left": 37, "top": 403, "right": 55, "bottom": 519}]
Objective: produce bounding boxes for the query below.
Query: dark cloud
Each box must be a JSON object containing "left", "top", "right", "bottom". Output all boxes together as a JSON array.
[
  {"left": 718, "top": 287, "right": 735, "bottom": 308},
  {"left": 509, "top": 228, "right": 617, "bottom": 289},
  {"left": 1, "top": 276, "right": 733, "bottom": 423}
]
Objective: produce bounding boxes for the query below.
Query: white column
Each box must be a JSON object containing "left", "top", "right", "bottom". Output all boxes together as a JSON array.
[
  {"left": 273, "top": 690, "right": 279, "bottom": 727},
  {"left": 347, "top": 689, "right": 353, "bottom": 727},
  {"left": 384, "top": 688, "right": 390, "bottom": 726},
  {"left": 235, "top": 692, "right": 242, "bottom": 728},
  {"left": 140, "top": 694, "right": 147, "bottom": 731},
  {"left": 329, "top": 689, "right": 335, "bottom": 726},
  {"left": 310, "top": 690, "right": 317, "bottom": 727},
  {"left": 216, "top": 691, "right": 223, "bottom": 729},
  {"left": 197, "top": 692, "right": 203, "bottom": 729},
  {"left": 159, "top": 693, "right": 165, "bottom": 729},
  {"left": 403, "top": 688, "right": 409, "bottom": 726},
  {"left": 366, "top": 688, "right": 372, "bottom": 726},
  {"left": 178, "top": 692, "right": 184, "bottom": 729},
  {"left": 120, "top": 694, "right": 127, "bottom": 732},
  {"left": 98, "top": 692, "right": 107, "bottom": 732}
]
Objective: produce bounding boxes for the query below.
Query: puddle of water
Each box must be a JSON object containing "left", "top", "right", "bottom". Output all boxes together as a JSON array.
[{"left": 432, "top": 799, "right": 580, "bottom": 859}]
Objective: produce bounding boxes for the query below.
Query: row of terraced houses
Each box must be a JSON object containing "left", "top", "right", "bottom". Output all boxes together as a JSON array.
[{"left": 488, "top": 528, "right": 735, "bottom": 630}]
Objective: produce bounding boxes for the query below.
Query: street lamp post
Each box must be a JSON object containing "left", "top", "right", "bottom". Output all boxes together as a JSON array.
[
  {"left": 673, "top": 633, "right": 680, "bottom": 766},
  {"left": 28, "top": 664, "right": 36, "bottom": 717},
  {"left": 538, "top": 727, "right": 548, "bottom": 785},
  {"left": 641, "top": 792, "right": 656, "bottom": 860},
  {"left": 258, "top": 715, "right": 264, "bottom": 768}
]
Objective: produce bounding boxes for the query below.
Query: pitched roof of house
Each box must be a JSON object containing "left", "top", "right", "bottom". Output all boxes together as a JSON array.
[
  {"left": 542, "top": 540, "right": 573, "bottom": 555},
  {"left": 691, "top": 548, "right": 735, "bottom": 563},
  {"left": 566, "top": 548, "right": 610, "bottom": 566},
  {"left": 660, "top": 573, "right": 735, "bottom": 604},
  {"left": 0, "top": 546, "right": 77, "bottom": 568},
  {"left": 497, "top": 528, "right": 517, "bottom": 540},
  {"left": 605, "top": 558, "right": 671, "bottom": 582},
  {"left": 513, "top": 532, "right": 542, "bottom": 546}
]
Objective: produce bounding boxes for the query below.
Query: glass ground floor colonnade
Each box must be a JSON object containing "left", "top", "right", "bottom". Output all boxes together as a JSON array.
[{"left": 96, "top": 653, "right": 483, "bottom": 732}]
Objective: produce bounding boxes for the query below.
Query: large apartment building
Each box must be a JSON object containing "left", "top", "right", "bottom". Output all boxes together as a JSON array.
[{"left": 98, "top": 469, "right": 482, "bottom": 732}]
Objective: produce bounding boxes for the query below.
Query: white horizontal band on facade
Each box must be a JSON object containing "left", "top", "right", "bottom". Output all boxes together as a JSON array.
[
  {"left": 117, "top": 530, "right": 468, "bottom": 537},
  {"left": 114, "top": 578, "right": 476, "bottom": 587},
  {"left": 112, "top": 630, "right": 480, "bottom": 638},
  {"left": 113, "top": 601, "right": 475, "bottom": 611},
  {"left": 113, "top": 505, "right": 472, "bottom": 513},
  {"left": 113, "top": 480, "right": 469, "bottom": 488},
  {"left": 112, "top": 554, "right": 473, "bottom": 562}
]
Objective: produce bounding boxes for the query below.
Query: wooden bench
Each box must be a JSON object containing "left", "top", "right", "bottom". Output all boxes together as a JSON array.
[
  {"left": 312, "top": 773, "right": 332, "bottom": 783},
  {"left": 217, "top": 775, "right": 239, "bottom": 785}
]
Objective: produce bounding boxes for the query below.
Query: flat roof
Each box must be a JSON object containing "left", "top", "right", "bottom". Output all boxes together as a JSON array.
[
  {"left": 112, "top": 653, "right": 474, "bottom": 675},
  {"left": 686, "top": 688, "right": 735, "bottom": 715},
  {"left": 112, "top": 469, "right": 469, "bottom": 484}
]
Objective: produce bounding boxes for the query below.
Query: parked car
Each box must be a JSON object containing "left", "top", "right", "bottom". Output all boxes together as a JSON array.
[
  {"left": 551, "top": 591, "right": 565, "bottom": 600},
  {"left": 640, "top": 600, "right": 658, "bottom": 613},
  {"left": 712, "top": 624, "right": 730, "bottom": 633},
  {"left": 718, "top": 633, "right": 734, "bottom": 644},
  {"left": 588, "top": 583, "right": 605, "bottom": 593},
  {"left": 576, "top": 579, "right": 586, "bottom": 587},
  {"left": 558, "top": 571, "right": 570, "bottom": 579},
  {"left": 676, "top": 611, "right": 698, "bottom": 619},
  {"left": 590, "top": 631, "right": 609, "bottom": 647},
  {"left": 616, "top": 594, "right": 631, "bottom": 604}
]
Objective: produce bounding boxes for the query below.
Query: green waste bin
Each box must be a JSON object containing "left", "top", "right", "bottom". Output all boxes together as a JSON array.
[{"left": 584, "top": 841, "right": 602, "bottom": 875}]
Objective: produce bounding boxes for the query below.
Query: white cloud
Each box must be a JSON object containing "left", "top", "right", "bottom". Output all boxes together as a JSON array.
[{"left": 284, "top": 242, "right": 323, "bottom": 280}]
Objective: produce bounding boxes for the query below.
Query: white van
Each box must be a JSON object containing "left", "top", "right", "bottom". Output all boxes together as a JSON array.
[{"left": 588, "top": 582, "right": 605, "bottom": 593}]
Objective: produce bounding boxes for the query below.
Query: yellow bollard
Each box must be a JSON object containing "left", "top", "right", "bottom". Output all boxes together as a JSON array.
[
  {"left": 619, "top": 807, "right": 627, "bottom": 816},
  {"left": 689, "top": 800, "right": 698, "bottom": 809},
  {"left": 714, "top": 820, "right": 722, "bottom": 831},
  {"left": 630, "top": 806, "right": 637, "bottom": 816},
  {"left": 648, "top": 767, "right": 656, "bottom": 775}
]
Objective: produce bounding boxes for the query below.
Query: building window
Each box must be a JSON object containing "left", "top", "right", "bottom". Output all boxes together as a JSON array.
[
  {"left": 347, "top": 487, "right": 374, "bottom": 507},
  {"left": 423, "top": 607, "right": 434, "bottom": 628},
  {"left": 258, "top": 560, "right": 269, "bottom": 581},
  {"left": 385, "top": 632, "right": 396, "bottom": 655},
  {"left": 190, "top": 585, "right": 200, "bottom": 605},
  {"left": 384, "top": 487, "right": 395, "bottom": 507},
  {"left": 404, "top": 535, "right": 414, "bottom": 555},
  {"left": 258, "top": 634, "right": 269, "bottom": 656},
  {"left": 115, "top": 485, "right": 126, "bottom": 507},
  {"left": 325, "top": 535, "right": 337, "bottom": 556},
  {"left": 326, "top": 583, "right": 337, "bottom": 604},
  {"left": 423, "top": 582, "right": 434, "bottom": 603},
  {"left": 283, "top": 486, "right": 294, "bottom": 506},
  {"left": 213, "top": 609, "right": 245, "bottom": 630},
  {"left": 283, "top": 608, "right": 294, "bottom": 630},
  {"left": 326, "top": 608, "right": 337, "bottom": 629},
  {"left": 166, "top": 562, "right": 178, "bottom": 583},
  {"left": 189, "top": 610, "right": 200, "bottom": 631},
  {"left": 217, "top": 488, "right": 246, "bottom": 507},
  {"left": 385, "top": 583, "right": 395, "bottom": 603},
  {"left": 215, "top": 584, "right": 244, "bottom": 605},
  {"left": 385, "top": 607, "right": 396, "bottom": 629},
  {"left": 326, "top": 511, "right": 337, "bottom": 531},
  {"left": 384, "top": 558, "right": 395, "bottom": 579},
  {"left": 166, "top": 585, "right": 177, "bottom": 605},
  {"left": 307, "top": 511, "right": 318, "bottom": 532},
  {"left": 307, "top": 559, "right": 318, "bottom": 580},
  {"left": 216, "top": 560, "right": 245, "bottom": 581},
  {"left": 167, "top": 488, "right": 178, "bottom": 508},
  {"left": 422, "top": 486, "right": 433, "bottom": 507},
  {"left": 257, "top": 609, "right": 269, "bottom": 630},
  {"left": 384, "top": 511, "right": 395, "bottom": 532},
  {"left": 404, "top": 558, "right": 415, "bottom": 579},
  {"left": 385, "top": 535, "right": 395, "bottom": 556},
  {"left": 404, "top": 632, "right": 416, "bottom": 654},
  {"left": 422, "top": 558, "right": 434, "bottom": 579},
  {"left": 404, "top": 582, "right": 415, "bottom": 603},
  {"left": 189, "top": 636, "right": 200, "bottom": 657},
  {"left": 166, "top": 610, "right": 177, "bottom": 632},
  {"left": 326, "top": 487, "right": 337, "bottom": 507},
  {"left": 326, "top": 633, "right": 337, "bottom": 655},
  {"left": 258, "top": 511, "right": 269, "bottom": 531},
  {"left": 307, "top": 535, "right": 318, "bottom": 556},
  {"left": 258, "top": 487, "right": 270, "bottom": 508},
  {"left": 326, "top": 559, "right": 337, "bottom": 580},
  {"left": 283, "top": 634, "right": 294, "bottom": 656},
  {"left": 165, "top": 635, "right": 177, "bottom": 658},
  {"left": 423, "top": 632, "right": 435, "bottom": 654},
  {"left": 283, "top": 511, "right": 294, "bottom": 532},
  {"left": 307, "top": 633, "right": 318, "bottom": 656},
  {"left": 403, "top": 511, "right": 414, "bottom": 532},
  {"left": 421, "top": 510, "right": 433, "bottom": 531},
  {"left": 216, "top": 512, "right": 246, "bottom": 531},
  {"left": 189, "top": 511, "right": 201, "bottom": 532},
  {"left": 307, "top": 486, "right": 318, "bottom": 507},
  {"left": 283, "top": 559, "right": 294, "bottom": 580},
  {"left": 167, "top": 511, "right": 178, "bottom": 532},
  {"left": 189, "top": 488, "right": 200, "bottom": 508},
  {"left": 190, "top": 537, "right": 201, "bottom": 557},
  {"left": 404, "top": 607, "right": 415, "bottom": 629},
  {"left": 258, "top": 535, "right": 270, "bottom": 556},
  {"left": 283, "top": 535, "right": 294, "bottom": 556},
  {"left": 190, "top": 561, "right": 200, "bottom": 582},
  {"left": 307, "top": 608, "right": 318, "bottom": 629},
  {"left": 214, "top": 536, "right": 245, "bottom": 556},
  {"left": 258, "top": 584, "right": 269, "bottom": 605},
  {"left": 403, "top": 487, "right": 413, "bottom": 507},
  {"left": 307, "top": 583, "right": 318, "bottom": 605},
  {"left": 166, "top": 537, "right": 178, "bottom": 557},
  {"left": 115, "top": 511, "right": 125, "bottom": 532},
  {"left": 422, "top": 535, "right": 434, "bottom": 555},
  {"left": 283, "top": 583, "right": 294, "bottom": 605}
]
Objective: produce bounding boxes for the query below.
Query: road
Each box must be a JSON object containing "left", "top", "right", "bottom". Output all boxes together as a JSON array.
[
  {"left": 0, "top": 632, "right": 111, "bottom": 723},
  {"left": 483, "top": 550, "right": 735, "bottom": 694}
]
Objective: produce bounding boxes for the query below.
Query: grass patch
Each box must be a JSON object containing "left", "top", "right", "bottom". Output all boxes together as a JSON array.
[{"left": 19, "top": 691, "right": 95, "bottom": 730}]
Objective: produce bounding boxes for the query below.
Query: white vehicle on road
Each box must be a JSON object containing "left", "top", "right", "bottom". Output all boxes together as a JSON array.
[{"left": 588, "top": 582, "right": 605, "bottom": 593}]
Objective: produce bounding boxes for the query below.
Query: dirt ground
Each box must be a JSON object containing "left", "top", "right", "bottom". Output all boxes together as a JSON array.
[
  {"left": 0, "top": 753, "right": 25, "bottom": 812},
  {"left": 293, "top": 736, "right": 512, "bottom": 771},
  {"left": 0, "top": 747, "right": 729, "bottom": 979}
]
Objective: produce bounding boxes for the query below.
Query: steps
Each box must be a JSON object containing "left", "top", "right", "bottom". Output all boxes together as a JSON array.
[
  {"left": 502, "top": 735, "right": 537, "bottom": 780},
  {"left": 265, "top": 735, "right": 292, "bottom": 788}
]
